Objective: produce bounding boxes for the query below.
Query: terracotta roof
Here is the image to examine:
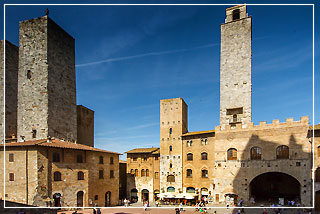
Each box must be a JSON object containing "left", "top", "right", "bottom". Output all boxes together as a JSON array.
[
  {"left": 126, "top": 147, "right": 159, "bottom": 154},
  {"left": 310, "top": 124, "right": 320, "bottom": 130},
  {"left": 182, "top": 130, "right": 215, "bottom": 137},
  {"left": 152, "top": 149, "right": 160, "bottom": 154},
  {"left": 2, "top": 139, "right": 121, "bottom": 155}
]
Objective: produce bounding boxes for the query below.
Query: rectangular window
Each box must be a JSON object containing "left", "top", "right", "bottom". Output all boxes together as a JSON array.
[
  {"left": 9, "top": 173, "right": 14, "bottom": 181},
  {"left": 133, "top": 156, "right": 137, "bottom": 161},
  {"left": 9, "top": 153, "right": 14, "bottom": 162},
  {"left": 99, "top": 156, "right": 104, "bottom": 164},
  {"left": 110, "top": 170, "right": 114, "bottom": 178},
  {"left": 99, "top": 170, "right": 104, "bottom": 179},
  {"left": 143, "top": 157, "right": 148, "bottom": 161},
  {"left": 155, "top": 172, "right": 159, "bottom": 179},
  {"left": 95, "top": 195, "right": 98, "bottom": 200},
  {"left": 155, "top": 156, "right": 159, "bottom": 160}
]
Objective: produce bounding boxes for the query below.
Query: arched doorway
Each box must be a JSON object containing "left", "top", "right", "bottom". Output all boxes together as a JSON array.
[
  {"left": 105, "top": 191, "right": 111, "bottom": 207},
  {"left": 130, "top": 188, "right": 138, "bottom": 203},
  {"left": 77, "top": 191, "right": 84, "bottom": 207},
  {"left": 249, "top": 172, "right": 300, "bottom": 203},
  {"left": 315, "top": 190, "right": 320, "bottom": 211},
  {"left": 142, "top": 189, "right": 149, "bottom": 202},
  {"left": 53, "top": 193, "right": 62, "bottom": 207}
]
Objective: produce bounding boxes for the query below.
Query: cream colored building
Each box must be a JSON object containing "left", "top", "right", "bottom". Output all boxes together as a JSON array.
[{"left": 126, "top": 5, "right": 315, "bottom": 207}]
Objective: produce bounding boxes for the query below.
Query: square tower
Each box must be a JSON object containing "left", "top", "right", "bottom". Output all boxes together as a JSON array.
[
  {"left": 220, "top": 5, "right": 252, "bottom": 129},
  {"left": 160, "top": 98, "right": 188, "bottom": 194},
  {"left": 0, "top": 40, "right": 19, "bottom": 143},
  {"left": 17, "top": 16, "right": 77, "bottom": 142}
]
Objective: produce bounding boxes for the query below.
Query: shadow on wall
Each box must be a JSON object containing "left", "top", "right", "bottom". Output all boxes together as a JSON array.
[
  {"left": 228, "top": 133, "right": 312, "bottom": 212},
  {"left": 126, "top": 173, "right": 138, "bottom": 203}
]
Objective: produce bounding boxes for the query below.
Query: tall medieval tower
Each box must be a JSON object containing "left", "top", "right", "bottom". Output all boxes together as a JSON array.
[
  {"left": 220, "top": 5, "right": 252, "bottom": 129},
  {"left": 17, "top": 15, "right": 77, "bottom": 142},
  {"left": 160, "top": 98, "right": 188, "bottom": 194}
]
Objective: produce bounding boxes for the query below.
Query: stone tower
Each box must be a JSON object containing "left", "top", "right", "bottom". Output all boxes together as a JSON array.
[
  {"left": 160, "top": 98, "right": 188, "bottom": 194},
  {"left": 17, "top": 16, "right": 77, "bottom": 142},
  {"left": 77, "top": 105, "right": 94, "bottom": 147},
  {"left": 0, "top": 40, "right": 19, "bottom": 143},
  {"left": 220, "top": 5, "right": 252, "bottom": 129}
]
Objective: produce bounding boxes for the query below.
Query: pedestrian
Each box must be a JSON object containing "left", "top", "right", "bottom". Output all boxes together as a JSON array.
[
  {"left": 18, "top": 210, "right": 25, "bottom": 214},
  {"left": 124, "top": 198, "right": 127, "bottom": 207},
  {"left": 92, "top": 208, "right": 97, "bottom": 214},
  {"left": 156, "top": 200, "right": 159, "bottom": 207},
  {"left": 262, "top": 208, "right": 268, "bottom": 214},
  {"left": 144, "top": 202, "right": 148, "bottom": 211},
  {"left": 97, "top": 208, "right": 101, "bottom": 214},
  {"left": 175, "top": 208, "right": 180, "bottom": 214}
]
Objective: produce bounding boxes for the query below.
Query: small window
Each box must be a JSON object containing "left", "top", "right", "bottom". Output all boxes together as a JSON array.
[
  {"left": 155, "top": 172, "right": 159, "bottom": 179},
  {"left": 77, "top": 154, "right": 83, "bottom": 163},
  {"left": 167, "top": 187, "right": 175, "bottom": 192},
  {"left": 155, "top": 156, "right": 159, "bottom": 160},
  {"left": 227, "top": 148, "right": 237, "bottom": 160},
  {"left": 250, "top": 147, "right": 262, "bottom": 160},
  {"left": 99, "top": 170, "right": 104, "bottom": 179},
  {"left": 187, "top": 140, "right": 193, "bottom": 147},
  {"left": 276, "top": 145, "right": 289, "bottom": 159},
  {"left": 133, "top": 156, "right": 137, "bottom": 161},
  {"left": 94, "top": 195, "right": 98, "bottom": 200},
  {"left": 130, "top": 169, "right": 134, "bottom": 175},
  {"left": 27, "top": 70, "right": 32, "bottom": 79},
  {"left": 170, "top": 163, "right": 173, "bottom": 168},
  {"left": 78, "top": 171, "right": 84, "bottom": 180},
  {"left": 167, "top": 175, "right": 175, "bottom": 182},
  {"left": 169, "top": 145, "right": 172, "bottom": 152},
  {"left": 53, "top": 152, "right": 60, "bottom": 162},
  {"left": 187, "top": 169, "right": 192, "bottom": 178},
  {"left": 201, "top": 152, "right": 208, "bottom": 160},
  {"left": 232, "top": 9, "right": 240, "bottom": 21},
  {"left": 296, "top": 162, "right": 301, "bottom": 167},
  {"left": 32, "top": 129, "right": 37, "bottom": 138},
  {"left": 9, "top": 173, "right": 14, "bottom": 181},
  {"left": 187, "top": 153, "right": 193, "bottom": 161},
  {"left": 143, "top": 157, "right": 148, "bottom": 161},
  {"left": 186, "top": 187, "right": 195, "bottom": 193},
  {"left": 141, "top": 169, "right": 145, "bottom": 177},
  {"left": 110, "top": 157, "right": 114, "bottom": 165},
  {"left": 201, "top": 138, "right": 207, "bottom": 145},
  {"left": 202, "top": 169, "right": 208, "bottom": 178},
  {"left": 135, "top": 169, "right": 138, "bottom": 177},
  {"left": 146, "top": 169, "right": 149, "bottom": 177},
  {"left": 99, "top": 156, "right": 104, "bottom": 164},
  {"left": 9, "top": 153, "right": 14, "bottom": 162},
  {"left": 169, "top": 128, "right": 172, "bottom": 134},
  {"left": 54, "top": 171, "right": 61, "bottom": 181},
  {"left": 110, "top": 170, "right": 114, "bottom": 178}
]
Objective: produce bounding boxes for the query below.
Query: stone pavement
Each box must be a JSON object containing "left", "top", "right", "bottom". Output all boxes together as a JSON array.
[{"left": 57, "top": 207, "right": 314, "bottom": 214}]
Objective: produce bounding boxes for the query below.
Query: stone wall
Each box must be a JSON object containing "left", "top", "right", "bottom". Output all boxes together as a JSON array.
[
  {"left": 0, "top": 40, "right": 19, "bottom": 142},
  {"left": 160, "top": 98, "right": 187, "bottom": 194},
  {"left": 17, "top": 16, "right": 77, "bottom": 142},
  {"left": 77, "top": 105, "right": 94, "bottom": 147},
  {"left": 220, "top": 5, "right": 252, "bottom": 129}
]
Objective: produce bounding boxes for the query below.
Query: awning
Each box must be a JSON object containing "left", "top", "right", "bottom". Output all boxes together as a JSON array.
[
  {"left": 175, "top": 194, "right": 185, "bottom": 198},
  {"left": 185, "top": 193, "right": 197, "bottom": 199}
]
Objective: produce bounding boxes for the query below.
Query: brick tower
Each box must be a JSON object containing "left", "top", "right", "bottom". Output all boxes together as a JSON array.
[
  {"left": 160, "top": 98, "right": 188, "bottom": 195},
  {"left": 220, "top": 5, "right": 252, "bottom": 129},
  {"left": 17, "top": 15, "right": 77, "bottom": 142}
]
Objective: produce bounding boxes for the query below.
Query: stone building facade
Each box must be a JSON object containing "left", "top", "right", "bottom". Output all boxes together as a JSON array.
[
  {"left": 17, "top": 15, "right": 77, "bottom": 142},
  {"left": 126, "top": 148, "right": 160, "bottom": 203},
  {"left": 0, "top": 139, "right": 120, "bottom": 207},
  {"left": 1, "top": 14, "right": 121, "bottom": 207},
  {"left": 0, "top": 40, "right": 19, "bottom": 142},
  {"left": 126, "top": 5, "right": 315, "bottom": 207}
]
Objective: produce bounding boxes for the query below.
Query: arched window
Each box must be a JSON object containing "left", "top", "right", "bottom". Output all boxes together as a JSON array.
[
  {"left": 167, "top": 187, "right": 175, "bottom": 192},
  {"left": 186, "top": 169, "right": 192, "bottom": 178},
  {"left": 78, "top": 171, "right": 84, "bottom": 180},
  {"left": 167, "top": 175, "right": 175, "bottom": 182},
  {"left": 232, "top": 9, "right": 240, "bottom": 21},
  {"left": 135, "top": 169, "right": 138, "bottom": 177},
  {"left": 130, "top": 169, "right": 134, "bottom": 175},
  {"left": 250, "top": 147, "right": 262, "bottom": 160},
  {"left": 169, "top": 145, "right": 172, "bottom": 152},
  {"left": 201, "top": 169, "right": 208, "bottom": 178},
  {"left": 227, "top": 148, "right": 237, "bottom": 160},
  {"left": 318, "top": 146, "right": 320, "bottom": 157},
  {"left": 99, "top": 156, "right": 104, "bottom": 164},
  {"left": 276, "top": 145, "right": 289, "bottom": 159},
  {"left": 186, "top": 187, "right": 195, "bottom": 193},
  {"left": 146, "top": 169, "right": 149, "bottom": 177},
  {"left": 141, "top": 169, "right": 145, "bottom": 177},
  {"left": 54, "top": 171, "right": 61, "bottom": 181},
  {"left": 110, "top": 157, "right": 114, "bottom": 165},
  {"left": 77, "top": 154, "right": 83, "bottom": 163},
  {"left": 169, "top": 163, "right": 172, "bottom": 168},
  {"left": 187, "top": 153, "right": 193, "bottom": 161},
  {"left": 53, "top": 153, "right": 60, "bottom": 162},
  {"left": 201, "top": 152, "right": 208, "bottom": 160}
]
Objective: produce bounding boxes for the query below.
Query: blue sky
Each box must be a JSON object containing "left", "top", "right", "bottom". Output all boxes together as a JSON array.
[{"left": 1, "top": 1, "right": 319, "bottom": 158}]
